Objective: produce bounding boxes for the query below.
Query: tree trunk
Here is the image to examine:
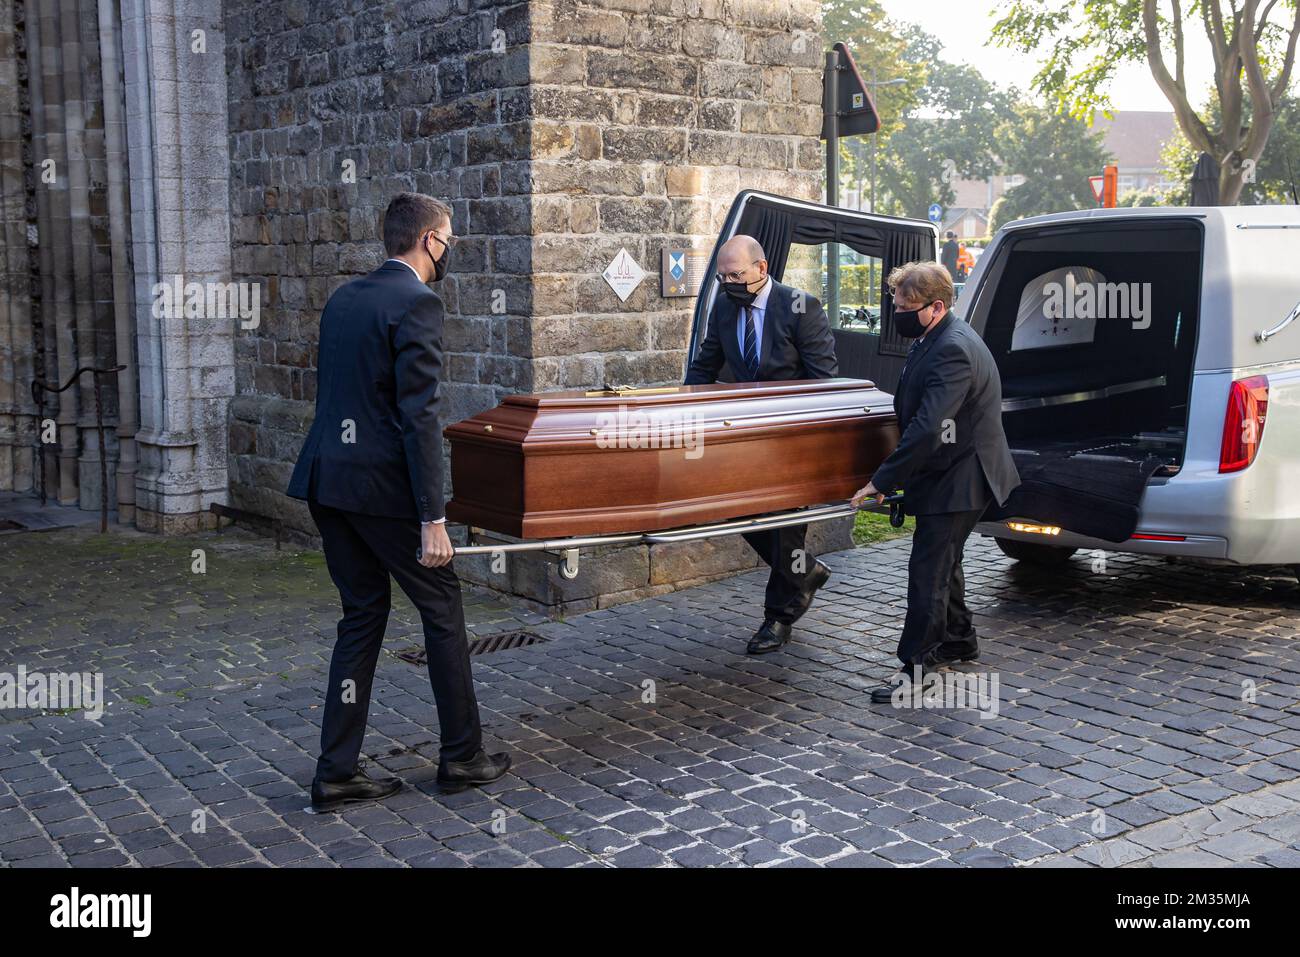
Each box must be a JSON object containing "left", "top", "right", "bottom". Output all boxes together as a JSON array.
[{"left": 1219, "top": 166, "right": 1246, "bottom": 205}]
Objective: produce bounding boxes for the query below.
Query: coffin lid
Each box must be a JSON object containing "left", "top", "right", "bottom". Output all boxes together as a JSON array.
[
  {"left": 444, "top": 378, "right": 895, "bottom": 449},
  {"left": 501, "top": 378, "right": 879, "bottom": 409}
]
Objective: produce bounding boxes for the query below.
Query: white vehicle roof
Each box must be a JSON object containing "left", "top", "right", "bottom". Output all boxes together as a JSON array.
[{"left": 974, "top": 205, "right": 1300, "bottom": 372}]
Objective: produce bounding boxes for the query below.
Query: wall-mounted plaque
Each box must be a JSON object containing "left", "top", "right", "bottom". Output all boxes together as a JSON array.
[
  {"left": 661, "top": 248, "right": 709, "bottom": 298},
  {"left": 603, "top": 248, "right": 646, "bottom": 302}
]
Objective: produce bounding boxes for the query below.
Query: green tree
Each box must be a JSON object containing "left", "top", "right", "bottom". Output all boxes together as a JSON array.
[
  {"left": 1117, "top": 188, "right": 1166, "bottom": 206},
  {"left": 1162, "top": 92, "right": 1300, "bottom": 203},
  {"left": 820, "top": 0, "right": 928, "bottom": 204},
  {"left": 874, "top": 26, "right": 1017, "bottom": 219},
  {"left": 992, "top": 0, "right": 1300, "bottom": 205},
  {"left": 820, "top": 0, "right": 927, "bottom": 140},
  {"left": 988, "top": 102, "right": 1113, "bottom": 233}
]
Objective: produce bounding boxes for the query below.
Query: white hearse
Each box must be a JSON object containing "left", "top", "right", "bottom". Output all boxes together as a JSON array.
[
  {"left": 690, "top": 194, "right": 1300, "bottom": 577},
  {"left": 960, "top": 205, "right": 1300, "bottom": 573}
]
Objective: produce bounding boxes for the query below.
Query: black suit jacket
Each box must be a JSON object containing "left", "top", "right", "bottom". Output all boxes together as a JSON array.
[
  {"left": 287, "top": 261, "right": 447, "bottom": 522},
  {"left": 684, "top": 279, "right": 838, "bottom": 384},
  {"left": 870, "top": 314, "right": 1020, "bottom": 515}
]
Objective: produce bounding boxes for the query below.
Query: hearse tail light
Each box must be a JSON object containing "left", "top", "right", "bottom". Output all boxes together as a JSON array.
[{"left": 1219, "top": 375, "right": 1269, "bottom": 473}]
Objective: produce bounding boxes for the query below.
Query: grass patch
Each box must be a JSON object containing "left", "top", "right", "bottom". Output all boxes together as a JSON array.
[{"left": 853, "top": 509, "right": 913, "bottom": 547}]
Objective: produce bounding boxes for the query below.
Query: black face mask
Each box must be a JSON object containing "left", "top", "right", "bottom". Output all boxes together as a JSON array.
[
  {"left": 894, "top": 304, "right": 937, "bottom": 339},
  {"left": 426, "top": 235, "right": 450, "bottom": 283},
  {"left": 722, "top": 276, "right": 764, "bottom": 307}
]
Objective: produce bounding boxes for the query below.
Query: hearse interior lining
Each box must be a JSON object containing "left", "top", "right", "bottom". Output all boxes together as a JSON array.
[
  {"left": 971, "top": 221, "right": 1204, "bottom": 540},
  {"left": 734, "top": 199, "right": 934, "bottom": 359}
]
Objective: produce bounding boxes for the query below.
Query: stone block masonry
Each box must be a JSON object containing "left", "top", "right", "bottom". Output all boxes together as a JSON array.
[
  {"left": 222, "top": 0, "right": 832, "bottom": 610},
  {"left": 0, "top": 0, "right": 835, "bottom": 610}
]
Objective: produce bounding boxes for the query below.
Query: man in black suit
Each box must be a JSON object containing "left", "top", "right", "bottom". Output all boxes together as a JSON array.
[
  {"left": 852, "top": 261, "right": 1019, "bottom": 703},
  {"left": 288, "top": 193, "right": 510, "bottom": 811},
  {"left": 685, "top": 234, "right": 839, "bottom": 655},
  {"left": 940, "top": 231, "right": 960, "bottom": 277}
]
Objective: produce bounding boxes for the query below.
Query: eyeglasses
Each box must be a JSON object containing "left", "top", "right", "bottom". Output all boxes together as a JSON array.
[
  {"left": 427, "top": 231, "right": 460, "bottom": 250},
  {"left": 716, "top": 260, "right": 762, "bottom": 284},
  {"left": 896, "top": 300, "right": 942, "bottom": 314}
]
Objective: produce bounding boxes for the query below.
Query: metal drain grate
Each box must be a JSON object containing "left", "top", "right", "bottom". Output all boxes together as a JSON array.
[
  {"left": 469, "top": 630, "right": 549, "bottom": 656},
  {"left": 395, "top": 630, "right": 548, "bottom": 666}
]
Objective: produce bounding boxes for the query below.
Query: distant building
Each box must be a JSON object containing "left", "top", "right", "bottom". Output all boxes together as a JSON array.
[
  {"left": 1093, "top": 111, "right": 1181, "bottom": 195},
  {"left": 944, "top": 111, "right": 1179, "bottom": 236},
  {"left": 943, "top": 206, "right": 993, "bottom": 241}
]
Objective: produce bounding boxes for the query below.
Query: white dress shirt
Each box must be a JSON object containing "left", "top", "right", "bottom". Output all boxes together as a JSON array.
[
  {"left": 384, "top": 259, "right": 445, "bottom": 526},
  {"left": 385, "top": 257, "right": 423, "bottom": 281}
]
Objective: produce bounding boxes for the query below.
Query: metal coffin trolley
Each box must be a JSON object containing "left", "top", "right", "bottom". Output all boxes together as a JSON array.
[{"left": 442, "top": 379, "right": 904, "bottom": 576}]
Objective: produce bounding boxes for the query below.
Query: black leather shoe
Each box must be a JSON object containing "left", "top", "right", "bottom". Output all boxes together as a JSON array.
[
  {"left": 869, "top": 664, "right": 946, "bottom": 704},
  {"left": 747, "top": 619, "right": 793, "bottom": 655},
  {"left": 931, "top": 628, "right": 980, "bottom": 665},
  {"left": 311, "top": 767, "right": 402, "bottom": 813},
  {"left": 437, "top": 749, "right": 512, "bottom": 794},
  {"left": 786, "top": 560, "right": 832, "bottom": 621},
  {"left": 932, "top": 641, "right": 980, "bottom": 665}
]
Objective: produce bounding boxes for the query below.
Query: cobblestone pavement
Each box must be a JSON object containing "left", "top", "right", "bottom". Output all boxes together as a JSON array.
[{"left": 0, "top": 521, "right": 1297, "bottom": 868}]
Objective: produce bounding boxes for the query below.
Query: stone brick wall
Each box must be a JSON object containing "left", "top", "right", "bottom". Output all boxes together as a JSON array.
[
  {"left": 522, "top": 0, "right": 824, "bottom": 392},
  {"left": 124, "top": 0, "right": 236, "bottom": 533},
  {"left": 454, "top": 0, "right": 836, "bottom": 611},
  {"left": 225, "top": 0, "right": 534, "bottom": 534},
  {"left": 224, "top": 0, "right": 842, "bottom": 609}
]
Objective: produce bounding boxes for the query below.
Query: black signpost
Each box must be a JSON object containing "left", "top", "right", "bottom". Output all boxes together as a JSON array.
[{"left": 821, "top": 42, "right": 880, "bottom": 324}]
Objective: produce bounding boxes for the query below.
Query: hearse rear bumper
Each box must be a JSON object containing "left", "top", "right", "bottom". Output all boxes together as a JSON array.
[
  {"left": 976, "top": 463, "right": 1299, "bottom": 564},
  {"left": 976, "top": 522, "right": 1230, "bottom": 560}
]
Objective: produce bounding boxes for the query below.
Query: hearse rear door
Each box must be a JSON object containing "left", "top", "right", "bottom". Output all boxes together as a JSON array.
[{"left": 689, "top": 191, "right": 938, "bottom": 389}]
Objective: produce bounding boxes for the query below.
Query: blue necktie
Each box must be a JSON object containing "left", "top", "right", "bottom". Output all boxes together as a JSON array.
[{"left": 743, "top": 307, "right": 760, "bottom": 380}]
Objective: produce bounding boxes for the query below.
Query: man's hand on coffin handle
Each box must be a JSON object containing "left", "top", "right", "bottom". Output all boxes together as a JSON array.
[
  {"left": 418, "top": 521, "right": 454, "bottom": 568},
  {"left": 851, "top": 482, "right": 886, "bottom": 508}
]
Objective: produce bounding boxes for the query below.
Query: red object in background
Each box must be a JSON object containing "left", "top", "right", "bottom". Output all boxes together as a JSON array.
[
  {"left": 1219, "top": 375, "right": 1270, "bottom": 473},
  {"left": 1103, "top": 165, "right": 1119, "bottom": 208}
]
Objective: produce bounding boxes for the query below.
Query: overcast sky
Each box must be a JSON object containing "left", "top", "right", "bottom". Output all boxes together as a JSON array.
[{"left": 878, "top": 0, "right": 1218, "bottom": 113}]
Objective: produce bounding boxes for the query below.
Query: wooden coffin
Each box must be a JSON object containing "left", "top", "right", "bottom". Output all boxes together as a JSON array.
[{"left": 444, "top": 378, "right": 899, "bottom": 539}]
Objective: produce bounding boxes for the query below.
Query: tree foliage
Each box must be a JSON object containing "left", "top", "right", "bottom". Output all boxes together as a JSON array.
[
  {"left": 872, "top": 26, "right": 1017, "bottom": 219},
  {"left": 992, "top": 0, "right": 1300, "bottom": 204},
  {"left": 1161, "top": 92, "right": 1300, "bottom": 203},
  {"left": 988, "top": 103, "right": 1114, "bottom": 232}
]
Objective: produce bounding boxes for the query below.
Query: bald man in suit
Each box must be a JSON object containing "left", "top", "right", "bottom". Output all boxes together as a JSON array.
[{"left": 685, "top": 235, "right": 839, "bottom": 655}]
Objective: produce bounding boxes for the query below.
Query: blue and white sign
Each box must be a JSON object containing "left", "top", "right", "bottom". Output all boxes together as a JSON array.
[
  {"left": 660, "top": 248, "right": 707, "bottom": 298},
  {"left": 928, "top": 204, "right": 944, "bottom": 224}
]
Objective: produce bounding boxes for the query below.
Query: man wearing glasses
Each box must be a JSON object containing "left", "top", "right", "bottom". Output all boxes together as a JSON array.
[
  {"left": 289, "top": 193, "right": 510, "bottom": 811},
  {"left": 685, "top": 235, "right": 839, "bottom": 655}
]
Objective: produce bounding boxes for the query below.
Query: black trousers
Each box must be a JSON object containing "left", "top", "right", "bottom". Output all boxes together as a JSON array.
[
  {"left": 308, "top": 500, "right": 482, "bottom": 781},
  {"left": 743, "top": 523, "right": 814, "bottom": 625},
  {"left": 896, "top": 507, "right": 984, "bottom": 668}
]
